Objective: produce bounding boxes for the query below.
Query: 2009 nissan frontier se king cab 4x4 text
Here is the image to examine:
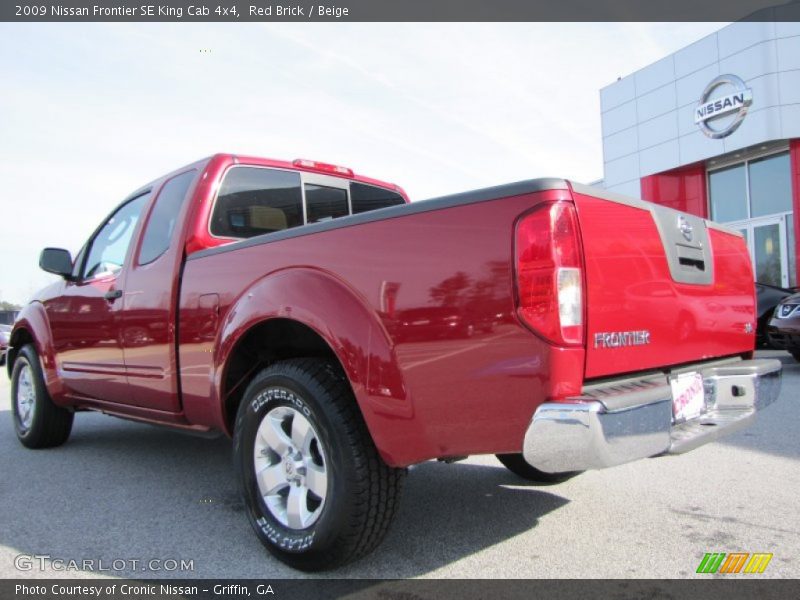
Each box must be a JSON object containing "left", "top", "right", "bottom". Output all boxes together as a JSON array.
[{"left": 8, "top": 153, "right": 781, "bottom": 570}]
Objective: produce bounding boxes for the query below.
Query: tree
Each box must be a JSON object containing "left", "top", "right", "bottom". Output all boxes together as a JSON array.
[{"left": 429, "top": 272, "right": 471, "bottom": 307}]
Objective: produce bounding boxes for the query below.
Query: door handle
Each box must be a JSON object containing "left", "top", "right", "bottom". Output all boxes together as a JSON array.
[{"left": 104, "top": 289, "right": 123, "bottom": 302}]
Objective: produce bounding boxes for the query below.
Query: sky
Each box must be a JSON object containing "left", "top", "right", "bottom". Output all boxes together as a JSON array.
[{"left": 0, "top": 22, "right": 725, "bottom": 305}]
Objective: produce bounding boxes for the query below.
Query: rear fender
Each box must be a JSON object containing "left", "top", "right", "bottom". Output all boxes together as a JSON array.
[{"left": 215, "top": 268, "right": 415, "bottom": 465}]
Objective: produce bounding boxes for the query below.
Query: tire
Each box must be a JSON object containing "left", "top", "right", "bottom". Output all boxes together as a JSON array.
[
  {"left": 11, "top": 344, "right": 74, "bottom": 449},
  {"left": 791, "top": 350, "right": 800, "bottom": 363},
  {"left": 756, "top": 314, "right": 771, "bottom": 349},
  {"left": 233, "top": 358, "right": 406, "bottom": 571},
  {"left": 495, "top": 453, "right": 580, "bottom": 484}
]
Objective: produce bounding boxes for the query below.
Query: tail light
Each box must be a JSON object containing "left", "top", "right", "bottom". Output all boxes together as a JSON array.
[
  {"left": 515, "top": 202, "right": 585, "bottom": 346},
  {"left": 292, "top": 159, "right": 354, "bottom": 177}
]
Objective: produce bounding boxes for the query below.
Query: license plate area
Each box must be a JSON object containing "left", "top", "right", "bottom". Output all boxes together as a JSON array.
[{"left": 670, "top": 371, "right": 705, "bottom": 423}]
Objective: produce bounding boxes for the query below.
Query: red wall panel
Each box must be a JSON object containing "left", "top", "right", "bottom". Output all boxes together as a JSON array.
[
  {"left": 791, "top": 139, "right": 800, "bottom": 286},
  {"left": 640, "top": 163, "right": 708, "bottom": 219}
]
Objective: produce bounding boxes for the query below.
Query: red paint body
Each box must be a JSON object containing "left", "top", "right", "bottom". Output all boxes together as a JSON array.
[
  {"left": 10, "top": 154, "right": 757, "bottom": 467},
  {"left": 573, "top": 192, "right": 754, "bottom": 379}
]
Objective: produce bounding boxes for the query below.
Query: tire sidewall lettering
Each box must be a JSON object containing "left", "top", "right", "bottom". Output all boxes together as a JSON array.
[
  {"left": 255, "top": 516, "right": 315, "bottom": 551},
  {"left": 251, "top": 387, "right": 311, "bottom": 419}
]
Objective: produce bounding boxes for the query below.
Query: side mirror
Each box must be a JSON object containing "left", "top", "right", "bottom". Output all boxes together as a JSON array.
[{"left": 39, "top": 248, "right": 74, "bottom": 279}]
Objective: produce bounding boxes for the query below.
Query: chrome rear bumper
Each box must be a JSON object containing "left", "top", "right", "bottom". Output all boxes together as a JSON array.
[{"left": 522, "top": 358, "right": 782, "bottom": 473}]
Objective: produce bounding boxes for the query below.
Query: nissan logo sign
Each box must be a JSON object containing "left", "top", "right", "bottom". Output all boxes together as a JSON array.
[{"left": 695, "top": 74, "right": 753, "bottom": 139}]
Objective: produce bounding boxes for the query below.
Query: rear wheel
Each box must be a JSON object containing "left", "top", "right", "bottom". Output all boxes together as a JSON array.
[
  {"left": 756, "top": 314, "right": 772, "bottom": 348},
  {"left": 496, "top": 453, "right": 580, "bottom": 484},
  {"left": 233, "top": 358, "right": 406, "bottom": 571},
  {"left": 11, "top": 344, "right": 73, "bottom": 448}
]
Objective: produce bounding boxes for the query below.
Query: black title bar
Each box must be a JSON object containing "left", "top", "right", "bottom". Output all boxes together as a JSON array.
[
  {"left": 4, "top": 579, "right": 800, "bottom": 600},
  {"left": 3, "top": 0, "right": 800, "bottom": 22}
]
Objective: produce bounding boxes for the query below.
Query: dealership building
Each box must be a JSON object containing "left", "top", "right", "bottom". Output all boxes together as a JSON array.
[{"left": 599, "top": 21, "right": 800, "bottom": 288}]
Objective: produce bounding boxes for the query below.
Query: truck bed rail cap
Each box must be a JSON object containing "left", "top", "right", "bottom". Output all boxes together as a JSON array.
[{"left": 188, "top": 177, "right": 568, "bottom": 261}]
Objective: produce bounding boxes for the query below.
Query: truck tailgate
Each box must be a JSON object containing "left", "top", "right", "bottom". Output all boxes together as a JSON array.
[{"left": 570, "top": 183, "right": 755, "bottom": 380}]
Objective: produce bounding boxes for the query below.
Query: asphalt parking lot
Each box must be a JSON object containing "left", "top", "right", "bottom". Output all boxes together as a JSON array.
[{"left": 0, "top": 350, "right": 797, "bottom": 580}]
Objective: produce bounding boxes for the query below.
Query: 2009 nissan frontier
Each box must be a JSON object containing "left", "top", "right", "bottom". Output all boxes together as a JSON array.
[{"left": 8, "top": 153, "right": 781, "bottom": 570}]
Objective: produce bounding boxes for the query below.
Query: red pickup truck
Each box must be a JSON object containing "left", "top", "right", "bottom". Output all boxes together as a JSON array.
[{"left": 8, "top": 153, "right": 781, "bottom": 570}]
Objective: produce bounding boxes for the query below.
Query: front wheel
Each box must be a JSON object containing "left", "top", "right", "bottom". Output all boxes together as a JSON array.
[
  {"left": 496, "top": 453, "right": 580, "bottom": 484},
  {"left": 11, "top": 344, "right": 73, "bottom": 448},
  {"left": 791, "top": 350, "right": 800, "bottom": 363},
  {"left": 233, "top": 358, "right": 406, "bottom": 571}
]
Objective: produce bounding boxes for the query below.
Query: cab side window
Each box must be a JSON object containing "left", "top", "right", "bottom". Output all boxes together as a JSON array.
[
  {"left": 82, "top": 193, "right": 149, "bottom": 279},
  {"left": 139, "top": 170, "right": 196, "bottom": 265},
  {"left": 211, "top": 168, "right": 303, "bottom": 238},
  {"left": 350, "top": 182, "right": 405, "bottom": 213}
]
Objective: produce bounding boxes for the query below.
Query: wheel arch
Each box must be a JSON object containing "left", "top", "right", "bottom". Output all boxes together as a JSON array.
[
  {"left": 7, "top": 303, "right": 62, "bottom": 400},
  {"left": 219, "top": 317, "right": 341, "bottom": 433}
]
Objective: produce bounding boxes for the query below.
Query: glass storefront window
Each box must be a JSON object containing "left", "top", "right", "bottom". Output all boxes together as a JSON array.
[
  {"left": 708, "top": 149, "right": 796, "bottom": 288},
  {"left": 749, "top": 152, "right": 792, "bottom": 218},
  {"left": 709, "top": 164, "right": 747, "bottom": 223},
  {"left": 753, "top": 223, "right": 783, "bottom": 287}
]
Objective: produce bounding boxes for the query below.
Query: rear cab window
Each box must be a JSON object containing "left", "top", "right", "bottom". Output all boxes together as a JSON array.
[
  {"left": 209, "top": 166, "right": 406, "bottom": 241},
  {"left": 305, "top": 184, "right": 348, "bottom": 223}
]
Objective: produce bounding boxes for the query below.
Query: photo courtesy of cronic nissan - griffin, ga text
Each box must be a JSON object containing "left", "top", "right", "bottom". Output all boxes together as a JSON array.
[{"left": 6, "top": 154, "right": 781, "bottom": 570}]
